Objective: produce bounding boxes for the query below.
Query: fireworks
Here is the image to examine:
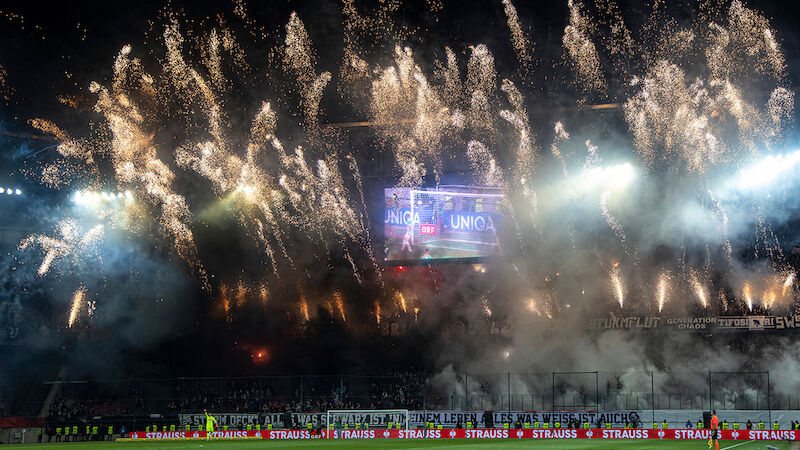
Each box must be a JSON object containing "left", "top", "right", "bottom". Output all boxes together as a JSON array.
[
  {"left": 481, "top": 296, "right": 492, "bottom": 317},
  {"left": 299, "top": 295, "right": 309, "bottom": 322},
  {"left": 19, "top": 220, "right": 104, "bottom": 276},
  {"left": 743, "top": 282, "right": 754, "bottom": 311},
  {"left": 783, "top": 272, "right": 795, "bottom": 297},
  {"left": 394, "top": 290, "right": 408, "bottom": 313},
  {"left": 657, "top": 272, "right": 670, "bottom": 312},
  {"left": 610, "top": 263, "right": 624, "bottom": 308},
  {"left": 563, "top": 0, "right": 605, "bottom": 96},
  {"left": 6, "top": 0, "right": 799, "bottom": 334},
  {"left": 501, "top": 0, "right": 532, "bottom": 72},
  {"left": 334, "top": 291, "right": 347, "bottom": 322},
  {"left": 691, "top": 273, "right": 708, "bottom": 308},
  {"left": 67, "top": 287, "right": 86, "bottom": 328},
  {"left": 600, "top": 191, "right": 628, "bottom": 254}
]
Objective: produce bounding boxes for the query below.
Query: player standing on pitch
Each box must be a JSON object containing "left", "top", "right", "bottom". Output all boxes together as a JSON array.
[
  {"left": 708, "top": 410, "right": 719, "bottom": 450},
  {"left": 401, "top": 225, "right": 414, "bottom": 253},
  {"left": 204, "top": 409, "right": 218, "bottom": 441}
]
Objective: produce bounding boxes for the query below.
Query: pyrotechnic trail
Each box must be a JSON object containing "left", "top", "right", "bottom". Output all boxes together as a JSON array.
[
  {"left": 609, "top": 262, "right": 624, "bottom": 308},
  {"left": 657, "top": 272, "right": 670, "bottom": 312},
  {"left": 19, "top": 220, "right": 104, "bottom": 276},
  {"left": 501, "top": 0, "right": 533, "bottom": 75},
  {"left": 599, "top": 191, "right": 629, "bottom": 255},
  {"left": 67, "top": 287, "right": 86, "bottom": 328}
]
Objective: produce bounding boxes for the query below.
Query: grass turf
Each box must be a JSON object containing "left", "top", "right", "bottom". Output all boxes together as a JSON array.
[{"left": 17, "top": 440, "right": 794, "bottom": 450}]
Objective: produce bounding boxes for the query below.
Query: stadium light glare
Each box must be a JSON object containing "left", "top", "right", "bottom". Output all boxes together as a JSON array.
[
  {"left": 73, "top": 189, "right": 134, "bottom": 206},
  {"left": 15, "top": 189, "right": 21, "bottom": 195},
  {"left": 734, "top": 150, "right": 800, "bottom": 191},
  {"left": 572, "top": 163, "right": 637, "bottom": 196}
]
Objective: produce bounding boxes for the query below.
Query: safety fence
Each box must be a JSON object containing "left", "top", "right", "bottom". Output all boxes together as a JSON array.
[{"left": 42, "top": 370, "right": 796, "bottom": 418}]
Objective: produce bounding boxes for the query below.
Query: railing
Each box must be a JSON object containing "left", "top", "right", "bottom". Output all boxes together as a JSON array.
[{"left": 42, "top": 370, "right": 794, "bottom": 418}]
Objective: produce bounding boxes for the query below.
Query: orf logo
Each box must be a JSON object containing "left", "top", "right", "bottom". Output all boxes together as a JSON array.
[
  {"left": 516, "top": 430, "right": 523, "bottom": 438},
  {"left": 731, "top": 431, "right": 739, "bottom": 440},
  {"left": 449, "top": 430, "right": 456, "bottom": 438},
  {"left": 657, "top": 430, "right": 665, "bottom": 439}
]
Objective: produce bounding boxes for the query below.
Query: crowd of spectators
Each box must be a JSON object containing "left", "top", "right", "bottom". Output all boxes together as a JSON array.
[
  {"left": 46, "top": 374, "right": 427, "bottom": 419},
  {"left": 368, "top": 372, "right": 425, "bottom": 410}
]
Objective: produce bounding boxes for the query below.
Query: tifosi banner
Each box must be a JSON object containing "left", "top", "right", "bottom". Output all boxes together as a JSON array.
[{"left": 129, "top": 428, "right": 800, "bottom": 440}]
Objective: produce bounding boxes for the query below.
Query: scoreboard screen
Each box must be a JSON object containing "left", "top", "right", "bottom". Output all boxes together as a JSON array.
[{"left": 383, "top": 186, "right": 503, "bottom": 263}]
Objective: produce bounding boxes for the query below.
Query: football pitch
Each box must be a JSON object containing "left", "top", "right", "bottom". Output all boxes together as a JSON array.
[{"left": 16, "top": 440, "right": 795, "bottom": 450}]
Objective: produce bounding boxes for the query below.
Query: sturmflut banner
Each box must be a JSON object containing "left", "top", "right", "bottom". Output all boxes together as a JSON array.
[{"left": 588, "top": 314, "right": 800, "bottom": 331}]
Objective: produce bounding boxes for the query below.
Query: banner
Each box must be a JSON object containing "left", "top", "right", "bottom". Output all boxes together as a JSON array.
[
  {"left": 180, "top": 413, "right": 283, "bottom": 428},
  {"left": 180, "top": 410, "right": 641, "bottom": 428},
  {"left": 588, "top": 314, "right": 800, "bottom": 332},
  {"left": 129, "top": 428, "right": 800, "bottom": 440}
]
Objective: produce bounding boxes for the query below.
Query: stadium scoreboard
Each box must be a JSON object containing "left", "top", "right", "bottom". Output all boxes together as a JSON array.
[{"left": 384, "top": 186, "right": 503, "bottom": 263}]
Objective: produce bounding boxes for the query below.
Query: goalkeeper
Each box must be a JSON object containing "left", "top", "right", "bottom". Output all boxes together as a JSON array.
[{"left": 204, "top": 409, "right": 218, "bottom": 440}]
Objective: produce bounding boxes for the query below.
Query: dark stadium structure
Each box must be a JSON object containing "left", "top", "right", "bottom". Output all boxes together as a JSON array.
[{"left": 1, "top": 0, "right": 800, "bottom": 445}]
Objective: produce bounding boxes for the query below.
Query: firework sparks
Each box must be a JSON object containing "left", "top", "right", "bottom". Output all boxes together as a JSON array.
[
  {"left": 68, "top": 287, "right": 86, "bottom": 328},
  {"left": 394, "top": 290, "right": 408, "bottom": 313},
  {"left": 657, "top": 272, "right": 670, "bottom": 312},
  {"left": 609, "top": 263, "right": 624, "bottom": 308},
  {"left": 481, "top": 296, "right": 492, "bottom": 317},
  {"left": 762, "top": 289, "right": 777, "bottom": 309},
  {"left": 552, "top": 122, "right": 570, "bottom": 177},
  {"left": 334, "top": 291, "right": 347, "bottom": 322},
  {"left": 525, "top": 297, "right": 541, "bottom": 316},
  {"left": 600, "top": 191, "right": 629, "bottom": 254},
  {"left": 783, "top": 272, "right": 795, "bottom": 297},
  {"left": 563, "top": 0, "right": 605, "bottom": 95},
  {"left": 299, "top": 295, "right": 310, "bottom": 322},
  {"left": 19, "top": 220, "right": 104, "bottom": 276},
  {"left": 691, "top": 272, "right": 708, "bottom": 308},
  {"left": 501, "top": 0, "right": 532, "bottom": 72},
  {"left": 743, "top": 282, "right": 754, "bottom": 311}
]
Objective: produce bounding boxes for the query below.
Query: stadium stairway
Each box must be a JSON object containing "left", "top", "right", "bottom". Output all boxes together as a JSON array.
[{"left": 37, "top": 367, "right": 66, "bottom": 418}]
